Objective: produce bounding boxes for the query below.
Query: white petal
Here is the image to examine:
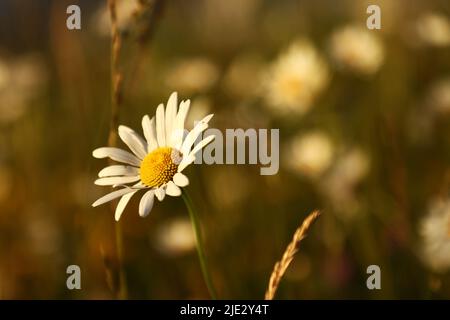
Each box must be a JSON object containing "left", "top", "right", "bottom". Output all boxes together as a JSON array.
[
  {"left": 166, "top": 181, "right": 181, "bottom": 197},
  {"left": 187, "top": 135, "right": 215, "bottom": 160},
  {"left": 115, "top": 191, "right": 137, "bottom": 221},
  {"left": 170, "top": 99, "right": 190, "bottom": 149},
  {"left": 98, "top": 165, "right": 139, "bottom": 177},
  {"left": 165, "top": 92, "right": 178, "bottom": 144},
  {"left": 173, "top": 172, "right": 189, "bottom": 187},
  {"left": 156, "top": 103, "right": 166, "bottom": 147},
  {"left": 155, "top": 187, "right": 166, "bottom": 201},
  {"left": 118, "top": 125, "right": 147, "bottom": 159},
  {"left": 180, "top": 114, "right": 214, "bottom": 156},
  {"left": 180, "top": 122, "right": 207, "bottom": 156},
  {"left": 200, "top": 113, "right": 214, "bottom": 125},
  {"left": 177, "top": 155, "right": 196, "bottom": 173},
  {"left": 112, "top": 182, "right": 146, "bottom": 189},
  {"left": 92, "top": 188, "right": 134, "bottom": 207},
  {"left": 93, "top": 147, "right": 141, "bottom": 166},
  {"left": 142, "top": 115, "right": 158, "bottom": 151},
  {"left": 171, "top": 128, "right": 186, "bottom": 151},
  {"left": 139, "top": 190, "right": 155, "bottom": 217},
  {"left": 95, "top": 176, "right": 140, "bottom": 186}
]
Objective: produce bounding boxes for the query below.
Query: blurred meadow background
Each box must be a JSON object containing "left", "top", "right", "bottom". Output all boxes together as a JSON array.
[{"left": 0, "top": 0, "right": 450, "bottom": 299}]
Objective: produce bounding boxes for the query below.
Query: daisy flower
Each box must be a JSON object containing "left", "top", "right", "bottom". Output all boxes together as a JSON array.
[{"left": 92, "top": 92, "right": 215, "bottom": 221}]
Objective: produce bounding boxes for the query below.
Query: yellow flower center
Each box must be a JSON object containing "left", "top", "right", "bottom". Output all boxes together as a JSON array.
[{"left": 140, "top": 147, "right": 182, "bottom": 188}]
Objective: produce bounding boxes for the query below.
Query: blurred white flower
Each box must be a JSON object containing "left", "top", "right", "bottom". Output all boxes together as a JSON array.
[
  {"left": 416, "top": 13, "right": 450, "bottom": 47},
  {"left": 420, "top": 199, "right": 450, "bottom": 273},
  {"left": 329, "top": 25, "right": 384, "bottom": 75},
  {"left": 263, "top": 40, "right": 329, "bottom": 115},
  {"left": 286, "top": 131, "right": 334, "bottom": 178},
  {"left": 165, "top": 58, "right": 219, "bottom": 95},
  {"left": 329, "top": 148, "right": 370, "bottom": 186},
  {"left": 154, "top": 217, "right": 196, "bottom": 256}
]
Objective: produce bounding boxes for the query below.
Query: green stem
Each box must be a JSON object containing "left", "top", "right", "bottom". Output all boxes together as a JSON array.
[
  {"left": 115, "top": 220, "right": 128, "bottom": 299},
  {"left": 181, "top": 190, "right": 217, "bottom": 299}
]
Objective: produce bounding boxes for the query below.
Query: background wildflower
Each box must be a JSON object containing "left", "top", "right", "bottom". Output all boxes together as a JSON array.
[
  {"left": 416, "top": 13, "right": 450, "bottom": 47},
  {"left": 285, "top": 131, "right": 334, "bottom": 178},
  {"left": 263, "top": 40, "right": 329, "bottom": 115},
  {"left": 329, "top": 25, "right": 384, "bottom": 75}
]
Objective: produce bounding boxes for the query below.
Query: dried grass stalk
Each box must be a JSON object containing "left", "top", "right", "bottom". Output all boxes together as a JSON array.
[
  {"left": 265, "top": 210, "right": 321, "bottom": 300},
  {"left": 106, "top": 0, "right": 127, "bottom": 300},
  {"left": 107, "top": 0, "right": 123, "bottom": 148}
]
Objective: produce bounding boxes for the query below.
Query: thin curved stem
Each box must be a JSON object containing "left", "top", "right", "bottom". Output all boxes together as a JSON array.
[{"left": 181, "top": 190, "right": 217, "bottom": 299}]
